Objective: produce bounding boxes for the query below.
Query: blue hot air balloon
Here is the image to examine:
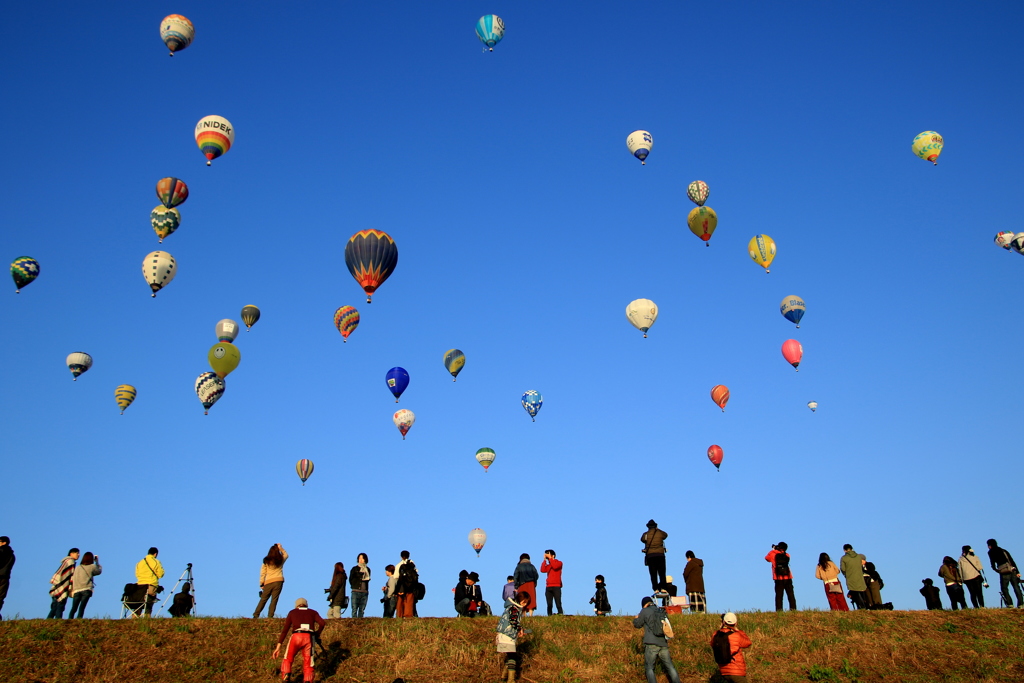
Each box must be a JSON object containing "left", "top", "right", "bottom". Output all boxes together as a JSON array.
[
  {"left": 521, "top": 390, "right": 543, "bottom": 422},
  {"left": 780, "top": 295, "right": 806, "bottom": 328},
  {"left": 386, "top": 367, "right": 410, "bottom": 403},
  {"left": 475, "top": 14, "right": 505, "bottom": 51}
]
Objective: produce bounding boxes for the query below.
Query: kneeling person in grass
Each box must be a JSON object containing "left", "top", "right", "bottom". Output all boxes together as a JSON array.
[{"left": 711, "top": 612, "right": 752, "bottom": 683}]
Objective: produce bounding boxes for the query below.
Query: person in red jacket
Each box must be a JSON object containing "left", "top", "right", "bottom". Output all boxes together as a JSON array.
[
  {"left": 765, "top": 542, "right": 796, "bottom": 611},
  {"left": 540, "top": 549, "right": 564, "bottom": 616},
  {"left": 272, "top": 598, "right": 325, "bottom": 683},
  {"left": 710, "top": 612, "right": 752, "bottom": 682}
]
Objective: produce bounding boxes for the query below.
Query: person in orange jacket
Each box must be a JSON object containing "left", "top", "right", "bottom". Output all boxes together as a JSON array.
[{"left": 710, "top": 612, "right": 752, "bottom": 682}]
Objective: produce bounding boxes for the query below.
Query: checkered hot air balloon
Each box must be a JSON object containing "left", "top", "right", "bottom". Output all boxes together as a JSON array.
[
  {"left": 521, "top": 391, "right": 543, "bottom": 422},
  {"left": 334, "top": 306, "right": 360, "bottom": 342},
  {"left": 11, "top": 256, "right": 40, "bottom": 293}
]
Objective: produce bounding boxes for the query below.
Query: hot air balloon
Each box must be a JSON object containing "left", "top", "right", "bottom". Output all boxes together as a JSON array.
[
  {"left": 807, "top": 401, "right": 818, "bottom": 412},
  {"left": 687, "top": 180, "right": 709, "bottom": 206},
  {"left": 782, "top": 339, "right": 803, "bottom": 371},
  {"left": 142, "top": 251, "right": 176, "bottom": 297},
  {"left": 386, "top": 367, "right": 410, "bottom": 402},
  {"left": 160, "top": 14, "right": 194, "bottom": 56},
  {"left": 521, "top": 390, "right": 543, "bottom": 422},
  {"left": 195, "top": 371, "right": 225, "bottom": 415},
  {"left": 626, "top": 299, "right": 658, "bottom": 338},
  {"left": 687, "top": 206, "right": 718, "bottom": 246},
  {"left": 468, "top": 528, "right": 488, "bottom": 556},
  {"left": 393, "top": 409, "right": 415, "bottom": 440},
  {"left": 912, "top": 131, "right": 943, "bottom": 165},
  {"left": 1011, "top": 233, "right": 1024, "bottom": 256},
  {"left": 995, "top": 232, "right": 1016, "bottom": 250},
  {"left": 66, "top": 352, "right": 93, "bottom": 381},
  {"left": 115, "top": 384, "right": 137, "bottom": 415},
  {"left": 156, "top": 177, "right": 189, "bottom": 209},
  {"left": 208, "top": 343, "right": 241, "bottom": 379},
  {"left": 195, "top": 115, "right": 234, "bottom": 166},
  {"left": 711, "top": 385, "right": 730, "bottom": 412},
  {"left": 444, "top": 349, "right": 465, "bottom": 381},
  {"left": 748, "top": 234, "right": 776, "bottom": 273},
  {"left": 151, "top": 205, "right": 181, "bottom": 243},
  {"left": 241, "top": 305, "right": 261, "bottom": 331},
  {"left": 475, "top": 14, "right": 505, "bottom": 51},
  {"left": 626, "top": 130, "right": 653, "bottom": 165},
  {"left": 780, "top": 295, "right": 805, "bottom": 328},
  {"left": 707, "top": 445, "right": 724, "bottom": 471},
  {"left": 296, "top": 459, "right": 314, "bottom": 486},
  {"left": 216, "top": 319, "right": 240, "bottom": 343},
  {"left": 344, "top": 230, "right": 398, "bottom": 304},
  {"left": 11, "top": 256, "right": 40, "bottom": 293},
  {"left": 475, "top": 448, "right": 496, "bottom": 472},
  {"left": 334, "top": 305, "right": 360, "bottom": 342}
]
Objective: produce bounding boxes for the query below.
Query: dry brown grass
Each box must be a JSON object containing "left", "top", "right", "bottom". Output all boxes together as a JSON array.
[{"left": 3, "top": 609, "right": 1024, "bottom": 683}]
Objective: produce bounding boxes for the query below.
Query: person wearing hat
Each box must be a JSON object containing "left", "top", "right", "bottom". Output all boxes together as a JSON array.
[
  {"left": 454, "top": 571, "right": 483, "bottom": 617},
  {"left": 640, "top": 520, "right": 668, "bottom": 592},
  {"left": 958, "top": 545, "right": 986, "bottom": 608},
  {"left": 765, "top": 542, "right": 796, "bottom": 611},
  {"left": 633, "top": 596, "right": 681, "bottom": 683},
  {"left": 710, "top": 612, "right": 752, "bottom": 682},
  {"left": 273, "top": 597, "right": 325, "bottom": 683},
  {"left": 920, "top": 578, "right": 943, "bottom": 610}
]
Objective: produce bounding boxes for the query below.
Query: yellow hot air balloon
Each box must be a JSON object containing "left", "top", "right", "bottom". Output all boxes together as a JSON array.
[
  {"left": 687, "top": 206, "right": 718, "bottom": 246},
  {"left": 748, "top": 234, "right": 776, "bottom": 273},
  {"left": 115, "top": 385, "right": 137, "bottom": 415},
  {"left": 912, "top": 131, "right": 943, "bottom": 165},
  {"left": 208, "top": 342, "right": 241, "bottom": 378}
]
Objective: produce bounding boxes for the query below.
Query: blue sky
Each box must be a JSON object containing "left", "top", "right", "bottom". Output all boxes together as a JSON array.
[{"left": 2, "top": 1, "right": 1023, "bottom": 620}]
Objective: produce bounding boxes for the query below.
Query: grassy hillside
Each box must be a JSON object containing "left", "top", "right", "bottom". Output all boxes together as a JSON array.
[{"left": 3, "top": 610, "right": 1024, "bottom": 683}]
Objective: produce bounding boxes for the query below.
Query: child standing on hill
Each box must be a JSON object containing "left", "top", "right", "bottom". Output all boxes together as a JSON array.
[
  {"left": 589, "top": 575, "right": 611, "bottom": 615},
  {"left": 502, "top": 576, "right": 515, "bottom": 601}
]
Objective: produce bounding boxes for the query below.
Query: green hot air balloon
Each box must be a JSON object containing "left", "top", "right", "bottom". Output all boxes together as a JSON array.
[{"left": 11, "top": 256, "right": 40, "bottom": 293}]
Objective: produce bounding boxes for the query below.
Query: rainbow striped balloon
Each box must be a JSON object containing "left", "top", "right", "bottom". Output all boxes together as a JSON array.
[
  {"left": 334, "top": 305, "right": 360, "bottom": 342},
  {"left": 156, "top": 177, "right": 189, "bottom": 209},
  {"left": 195, "top": 115, "right": 234, "bottom": 166}
]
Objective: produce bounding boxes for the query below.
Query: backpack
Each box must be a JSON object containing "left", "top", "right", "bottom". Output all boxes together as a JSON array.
[
  {"left": 712, "top": 629, "right": 735, "bottom": 666},
  {"left": 415, "top": 582, "right": 426, "bottom": 600},
  {"left": 399, "top": 563, "right": 418, "bottom": 591},
  {"left": 774, "top": 551, "right": 791, "bottom": 577}
]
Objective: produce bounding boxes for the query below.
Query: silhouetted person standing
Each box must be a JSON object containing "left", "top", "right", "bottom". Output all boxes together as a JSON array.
[
  {"left": 0, "top": 536, "right": 13, "bottom": 621},
  {"left": 640, "top": 520, "right": 668, "bottom": 592}
]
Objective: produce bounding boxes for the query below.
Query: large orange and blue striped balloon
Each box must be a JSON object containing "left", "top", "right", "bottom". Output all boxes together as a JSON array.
[
  {"left": 295, "top": 459, "right": 314, "bottom": 485},
  {"left": 334, "top": 305, "right": 360, "bottom": 341},
  {"left": 195, "top": 116, "right": 234, "bottom": 166},
  {"left": 344, "top": 230, "right": 398, "bottom": 303}
]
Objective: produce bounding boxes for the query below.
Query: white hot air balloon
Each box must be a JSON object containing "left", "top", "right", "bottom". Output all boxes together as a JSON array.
[
  {"left": 626, "top": 130, "right": 653, "bottom": 165},
  {"left": 66, "top": 352, "right": 93, "bottom": 381},
  {"left": 807, "top": 401, "right": 818, "bottom": 412},
  {"left": 468, "top": 528, "right": 487, "bottom": 556},
  {"left": 142, "top": 251, "right": 177, "bottom": 297},
  {"left": 626, "top": 299, "right": 659, "bottom": 338},
  {"left": 393, "top": 409, "right": 415, "bottom": 440},
  {"left": 215, "top": 319, "right": 240, "bottom": 343},
  {"left": 1011, "top": 232, "right": 1024, "bottom": 256},
  {"left": 995, "top": 231, "right": 1015, "bottom": 250}
]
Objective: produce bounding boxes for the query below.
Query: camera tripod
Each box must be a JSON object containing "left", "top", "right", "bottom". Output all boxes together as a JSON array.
[{"left": 156, "top": 563, "right": 195, "bottom": 617}]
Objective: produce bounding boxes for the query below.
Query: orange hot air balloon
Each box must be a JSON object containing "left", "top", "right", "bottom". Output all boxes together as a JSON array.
[
  {"left": 782, "top": 339, "right": 803, "bottom": 371},
  {"left": 707, "top": 445, "right": 724, "bottom": 471},
  {"left": 711, "top": 385, "right": 730, "bottom": 412}
]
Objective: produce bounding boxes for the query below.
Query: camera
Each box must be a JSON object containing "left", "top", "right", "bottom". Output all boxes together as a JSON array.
[
  {"left": 324, "top": 588, "right": 331, "bottom": 594},
  {"left": 771, "top": 544, "right": 778, "bottom": 550}
]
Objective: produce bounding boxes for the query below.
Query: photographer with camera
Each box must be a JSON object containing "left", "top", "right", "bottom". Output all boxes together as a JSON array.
[
  {"left": 134, "top": 547, "right": 164, "bottom": 616},
  {"left": 958, "top": 545, "right": 986, "bottom": 608},
  {"left": 640, "top": 520, "right": 668, "bottom": 592},
  {"left": 986, "top": 538, "right": 1023, "bottom": 608},
  {"left": 765, "top": 542, "right": 796, "bottom": 612}
]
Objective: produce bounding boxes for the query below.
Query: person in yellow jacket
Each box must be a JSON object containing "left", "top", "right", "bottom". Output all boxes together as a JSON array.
[{"left": 135, "top": 547, "right": 164, "bottom": 616}]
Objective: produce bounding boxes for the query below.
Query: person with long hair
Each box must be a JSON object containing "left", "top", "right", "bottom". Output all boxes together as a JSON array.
[
  {"left": 863, "top": 561, "right": 885, "bottom": 608},
  {"left": 349, "top": 553, "right": 371, "bottom": 618},
  {"left": 327, "top": 562, "right": 347, "bottom": 619},
  {"left": 254, "top": 543, "right": 288, "bottom": 618},
  {"left": 814, "top": 552, "right": 848, "bottom": 611},
  {"left": 939, "top": 556, "right": 967, "bottom": 610},
  {"left": 70, "top": 551, "right": 102, "bottom": 618}
]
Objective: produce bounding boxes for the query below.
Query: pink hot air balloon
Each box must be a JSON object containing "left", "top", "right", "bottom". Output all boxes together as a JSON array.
[
  {"left": 707, "top": 445, "right": 724, "bottom": 471},
  {"left": 781, "top": 339, "right": 803, "bottom": 371}
]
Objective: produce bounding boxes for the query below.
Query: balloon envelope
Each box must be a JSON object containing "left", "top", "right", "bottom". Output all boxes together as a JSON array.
[
  {"left": 687, "top": 180, "right": 709, "bottom": 206},
  {"left": 626, "top": 130, "right": 653, "bottom": 164},
  {"left": 707, "top": 445, "right": 724, "bottom": 470},
  {"left": 11, "top": 256, "right": 40, "bottom": 292},
  {"left": 626, "top": 299, "right": 658, "bottom": 337},
  {"left": 711, "top": 385, "right": 730, "bottom": 411},
  {"left": 444, "top": 349, "right": 465, "bottom": 380},
  {"left": 208, "top": 342, "right": 241, "bottom": 378},
  {"left": 782, "top": 339, "right": 803, "bottom": 371},
  {"left": 807, "top": 401, "right": 818, "bottom": 412},
  {"left": 748, "top": 234, "right": 776, "bottom": 273},
  {"left": 66, "top": 352, "right": 93, "bottom": 380},
  {"left": 468, "top": 528, "right": 488, "bottom": 555},
  {"left": 687, "top": 206, "right": 717, "bottom": 244},
  {"left": 521, "top": 390, "right": 543, "bottom": 421},
  {"left": 115, "top": 384, "right": 137, "bottom": 414},
  {"left": 995, "top": 231, "right": 1015, "bottom": 250},
  {"left": 195, "top": 371, "right": 225, "bottom": 414},
  {"left": 475, "top": 448, "right": 496, "bottom": 472},
  {"left": 912, "top": 130, "right": 943, "bottom": 164},
  {"left": 386, "top": 367, "right": 410, "bottom": 402},
  {"left": 195, "top": 115, "right": 234, "bottom": 165},
  {"left": 334, "top": 305, "right": 360, "bottom": 341},
  {"left": 779, "top": 295, "right": 806, "bottom": 328},
  {"left": 393, "top": 409, "right": 415, "bottom": 439},
  {"left": 1011, "top": 232, "right": 1024, "bottom": 256},
  {"left": 344, "top": 230, "right": 398, "bottom": 303},
  {"left": 475, "top": 14, "right": 505, "bottom": 50},
  {"left": 142, "top": 251, "right": 176, "bottom": 297},
  {"left": 296, "top": 458, "right": 314, "bottom": 485},
  {"left": 156, "top": 177, "right": 189, "bottom": 209},
  {"left": 160, "top": 14, "right": 194, "bottom": 55},
  {"left": 150, "top": 206, "right": 181, "bottom": 243},
  {"left": 215, "top": 319, "right": 240, "bottom": 343},
  {"left": 241, "top": 305, "right": 261, "bottom": 330}
]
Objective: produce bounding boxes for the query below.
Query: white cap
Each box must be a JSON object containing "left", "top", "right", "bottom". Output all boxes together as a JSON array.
[
  {"left": 666, "top": 575, "right": 673, "bottom": 583},
  {"left": 722, "top": 612, "right": 737, "bottom": 625}
]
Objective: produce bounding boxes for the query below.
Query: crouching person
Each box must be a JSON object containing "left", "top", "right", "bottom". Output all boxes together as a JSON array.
[
  {"left": 711, "top": 612, "right": 752, "bottom": 682},
  {"left": 495, "top": 590, "right": 528, "bottom": 682},
  {"left": 273, "top": 598, "right": 325, "bottom": 683}
]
